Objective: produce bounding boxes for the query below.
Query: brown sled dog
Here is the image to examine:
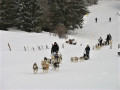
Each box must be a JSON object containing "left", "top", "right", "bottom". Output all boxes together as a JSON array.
[
  {"left": 41, "top": 61, "right": 49, "bottom": 72},
  {"left": 33, "top": 63, "right": 38, "bottom": 74},
  {"left": 93, "top": 44, "right": 101, "bottom": 50},
  {"left": 70, "top": 57, "right": 79, "bottom": 62}
]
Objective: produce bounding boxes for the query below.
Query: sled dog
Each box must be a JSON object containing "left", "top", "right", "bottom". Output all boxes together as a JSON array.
[
  {"left": 44, "top": 57, "right": 52, "bottom": 64},
  {"left": 52, "top": 61, "right": 60, "bottom": 70},
  {"left": 33, "top": 63, "right": 38, "bottom": 74},
  {"left": 71, "top": 57, "right": 78, "bottom": 62},
  {"left": 51, "top": 53, "right": 62, "bottom": 64},
  {"left": 80, "top": 56, "right": 85, "bottom": 61},
  {"left": 41, "top": 61, "right": 49, "bottom": 72}
]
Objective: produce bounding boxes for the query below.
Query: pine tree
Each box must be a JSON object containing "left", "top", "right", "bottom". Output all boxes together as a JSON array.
[
  {"left": 31, "top": 0, "right": 43, "bottom": 32},
  {"left": 48, "top": 0, "right": 89, "bottom": 31},
  {"left": 0, "top": 0, "right": 16, "bottom": 30},
  {"left": 63, "top": 0, "right": 89, "bottom": 30},
  {"left": 18, "top": 0, "right": 43, "bottom": 32},
  {"left": 14, "top": 0, "right": 23, "bottom": 29},
  {"left": 0, "top": 0, "right": 43, "bottom": 32},
  {"left": 48, "top": 0, "right": 65, "bottom": 31},
  {"left": 84, "top": 0, "right": 98, "bottom": 6},
  {"left": 38, "top": 0, "right": 50, "bottom": 32}
]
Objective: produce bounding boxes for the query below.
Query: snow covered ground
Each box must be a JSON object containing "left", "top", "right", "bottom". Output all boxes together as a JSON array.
[{"left": 0, "top": 0, "right": 120, "bottom": 90}]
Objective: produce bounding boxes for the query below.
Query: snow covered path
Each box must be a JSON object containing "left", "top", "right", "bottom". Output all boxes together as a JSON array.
[{"left": 0, "top": 0, "right": 120, "bottom": 90}]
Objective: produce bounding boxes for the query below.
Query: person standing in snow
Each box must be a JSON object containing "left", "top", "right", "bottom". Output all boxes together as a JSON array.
[
  {"left": 95, "top": 17, "right": 98, "bottom": 23},
  {"left": 109, "top": 34, "right": 112, "bottom": 41},
  {"left": 109, "top": 17, "right": 111, "bottom": 22},
  {"left": 85, "top": 45, "right": 90, "bottom": 59},
  {"left": 98, "top": 37, "right": 103, "bottom": 46},
  {"left": 106, "top": 34, "right": 110, "bottom": 45},
  {"left": 51, "top": 42, "right": 59, "bottom": 54}
]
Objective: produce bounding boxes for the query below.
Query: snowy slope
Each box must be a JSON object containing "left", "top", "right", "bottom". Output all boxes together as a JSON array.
[
  {"left": 0, "top": 0, "right": 120, "bottom": 90},
  {"left": 68, "top": 0, "right": 120, "bottom": 43}
]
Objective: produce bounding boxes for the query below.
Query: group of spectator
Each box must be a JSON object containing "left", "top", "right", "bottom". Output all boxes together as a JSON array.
[{"left": 98, "top": 34, "right": 112, "bottom": 46}]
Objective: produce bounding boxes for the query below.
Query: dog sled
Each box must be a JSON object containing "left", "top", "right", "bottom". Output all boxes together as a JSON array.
[
  {"left": 51, "top": 52, "right": 62, "bottom": 64},
  {"left": 51, "top": 52, "right": 62, "bottom": 69},
  {"left": 80, "top": 53, "right": 89, "bottom": 60},
  {"left": 66, "top": 39, "right": 77, "bottom": 45}
]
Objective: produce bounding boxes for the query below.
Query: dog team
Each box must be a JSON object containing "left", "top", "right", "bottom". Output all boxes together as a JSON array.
[
  {"left": 33, "top": 42, "right": 62, "bottom": 74},
  {"left": 33, "top": 34, "right": 112, "bottom": 74},
  {"left": 93, "top": 34, "right": 112, "bottom": 50}
]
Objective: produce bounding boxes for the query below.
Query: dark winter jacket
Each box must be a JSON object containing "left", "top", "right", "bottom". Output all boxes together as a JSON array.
[
  {"left": 109, "top": 34, "right": 112, "bottom": 40},
  {"left": 98, "top": 38, "right": 103, "bottom": 43},
  {"left": 85, "top": 46, "right": 90, "bottom": 53},
  {"left": 106, "top": 35, "right": 110, "bottom": 41},
  {"left": 51, "top": 44, "right": 59, "bottom": 53}
]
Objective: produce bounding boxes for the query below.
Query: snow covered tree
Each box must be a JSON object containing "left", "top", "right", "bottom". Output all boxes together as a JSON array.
[
  {"left": 84, "top": 0, "right": 98, "bottom": 6},
  {"left": 14, "top": 0, "right": 23, "bottom": 29},
  {"left": 0, "top": 0, "right": 2, "bottom": 4},
  {"left": 38, "top": 0, "right": 51, "bottom": 32},
  {"left": 17, "top": 0, "right": 43, "bottom": 32},
  {"left": 0, "top": 0, "right": 17, "bottom": 30},
  {"left": 0, "top": 0, "right": 88, "bottom": 33},
  {"left": 48, "top": 0, "right": 88, "bottom": 32},
  {"left": 48, "top": 0, "right": 65, "bottom": 31},
  {"left": 63, "top": 0, "right": 89, "bottom": 30},
  {"left": 0, "top": 0, "right": 43, "bottom": 32}
]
